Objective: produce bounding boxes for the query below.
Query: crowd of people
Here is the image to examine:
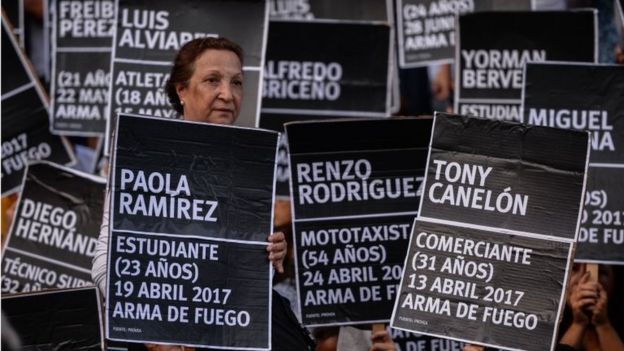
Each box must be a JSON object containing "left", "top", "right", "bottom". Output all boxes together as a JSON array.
[{"left": 2, "top": 0, "right": 624, "bottom": 350}]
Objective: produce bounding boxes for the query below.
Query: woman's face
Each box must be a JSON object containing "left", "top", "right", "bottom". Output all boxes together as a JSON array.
[{"left": 176, "top": 49, "right": 243, "bottom": 125}]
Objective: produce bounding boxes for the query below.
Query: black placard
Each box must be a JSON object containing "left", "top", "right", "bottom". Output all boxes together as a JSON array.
[
  {"left": 390, "top": 329, "right": 466, "bottom": 351},
  {"left": 396, "top": 0, "right": 532, "bottom": 68},
  {"left": 391, "top": 112, "right": 589, "bottom": 351},
  {"left": 1, "top": 249, "right": 93, "bottom": 293},
  {"left": 392, "top": 220, "right": 571, "bottom": 351},
  {"left": 111, "top": 116, "right": 277, "bottom": 242},
  {"left": 1, "top": 18, "right": 75, "bottom": 196},
  {"left": 285, "top": 118, "right": 432, "bottom": 326},
  {"left": 522, "top": 63, "right": 624, "bottom": 165},
  {"left": 577, "top": 168, "right": 624, "bottom": 264},
  {"left": 106, "top": 114, "right": 277, "bottom": 349},
  {"left": 262, "top": 1, "right": 397, "bottom": 145},
  {"left": 2, "top": 287, "right": 104, "bottom": 351},
  {"left": 1, "top": 162, "right": 106, "bottom": 294},
  {"left": 108, "top": 232, "right": 270, "bottom": 348},
  {"left": 1, "top": 17, "right": 29, "bottom": 92},
  {"left": 455, "top": 11, "right": 596, "bottom": 122},
  {"left": 522, "top": 62, "right": 624, "bottom": 264},
  {"left": 268, "top": 0, "right": 400, "bottom": 115},
  {"left": 104, "top": 0, "right": 268, "bottom": 154},
  {"left": 261, "top": 20, "right": 391, "bottom": 118},
  {"left": 418, "top": 113, "right": 589, "bottom": 240},
  {"left": 2, "top": 0, "right": 24, "bottom": 47},
  {"left": 50, "top": 0, "right": 115, "bottom": 136},
  {"left": 269, "top": 0, "right": 389, "bottom": 21}
]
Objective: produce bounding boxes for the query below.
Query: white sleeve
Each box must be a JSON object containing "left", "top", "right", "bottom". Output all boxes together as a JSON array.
[{"left": 91, "top": 191, "right": 110, "bottom": 298}]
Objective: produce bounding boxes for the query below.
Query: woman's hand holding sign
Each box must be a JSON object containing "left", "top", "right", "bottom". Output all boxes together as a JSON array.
[{"left": 267, "top": 231, "right": 287, "bottom": 273}]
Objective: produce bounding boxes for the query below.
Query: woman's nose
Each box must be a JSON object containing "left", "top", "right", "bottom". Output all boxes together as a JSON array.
[{"left": 217, "top": 82, "right": 233, "bottom": 101}]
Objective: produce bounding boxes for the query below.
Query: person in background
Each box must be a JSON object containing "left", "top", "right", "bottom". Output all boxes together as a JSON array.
[
  {"left": 558, "top": 263, "right": 624, "bottom": 351},
  {"left": 1, "top": 195, "right": 18, "bottom": 247},
  {"left": 430, "top": 64, "right": 453, "bottom": 113},
  {"left": 314, "top": 327, "right": 339, "bottom": 351},
  {"left": 334, "top": 325, "right": 397, "bottom": 351},
  {"left": 369, "top": 330, "right": 396, "bottom": 351},
  {"left": 463, "top": 345, "right": 485, "bottom": 351}
]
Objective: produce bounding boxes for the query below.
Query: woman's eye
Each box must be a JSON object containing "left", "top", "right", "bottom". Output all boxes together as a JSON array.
[
  {"left": 205, "top": 77, "right": 219, "bottom": 84},
  {"left": 232, "top": 80, "right": 243, "bottom": 87}
]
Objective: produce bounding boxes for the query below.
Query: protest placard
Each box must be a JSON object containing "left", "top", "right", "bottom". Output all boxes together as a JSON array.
[
  {"left": 396, "top": 0, "right": 532, "bottom": 68},
  {"left": 2, "top": 0, "right": 24, "bottom": 47},
  {"left": 2, "top": 287, "right": 104, "bottom": 350},
  {"left": 285, "top": 118, "right": 432, "bottom": 326},
  {"left": 261, "top": 20, "right": 391, "bottom": 119},
  {"left": 391, "top": 113, "right": 590, "bottom": 351},
  {"left": 578, "top": 168, "right": 624, "bottom": 264},
  {"left": 268, "top": 0, "right": 400, "bottom": 115},
  {"left": 390, "top": 329, "right": 465, "bottom": 351},
  {"left": 269, "top": 0, "right": 390, "bottom": 20},
  {"left": 50, "top": 0, "right": 115, "bottom": 136},
  {"left": 104, "top": 0, "right": 268, "bottom": 154},
  {"left": 418, "top": 114, "right": 589, "bottom": 239},
  {"left": 1, "top": 161, "right": 106, "bottom": 294},
  {"left": 455, "top": 11, "right": 596, "bottom": 122},
  {"left": 106, "top": 113, "right": 278, "bottom": 349},
  {"left": 1, "top": 15, "right": 76, "bottom": 196},
  {"left": 522, "top": 62, "right": 624, "bottom": 264}
]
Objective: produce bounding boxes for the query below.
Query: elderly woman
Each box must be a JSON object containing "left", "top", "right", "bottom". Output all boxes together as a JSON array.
[
  {"left": 165, "top": 37, "right": 287, "bottom": 272},
  {"left": 92, "top": 37, "right": 306, "bottom": 351},
  {"left": 167, "top": 37, "right": 242, "bottom": 125}
]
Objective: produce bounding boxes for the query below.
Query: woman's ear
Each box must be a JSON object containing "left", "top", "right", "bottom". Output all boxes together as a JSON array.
[{"left": 175, "top": 83, "right": 187, "bottom": 102}]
